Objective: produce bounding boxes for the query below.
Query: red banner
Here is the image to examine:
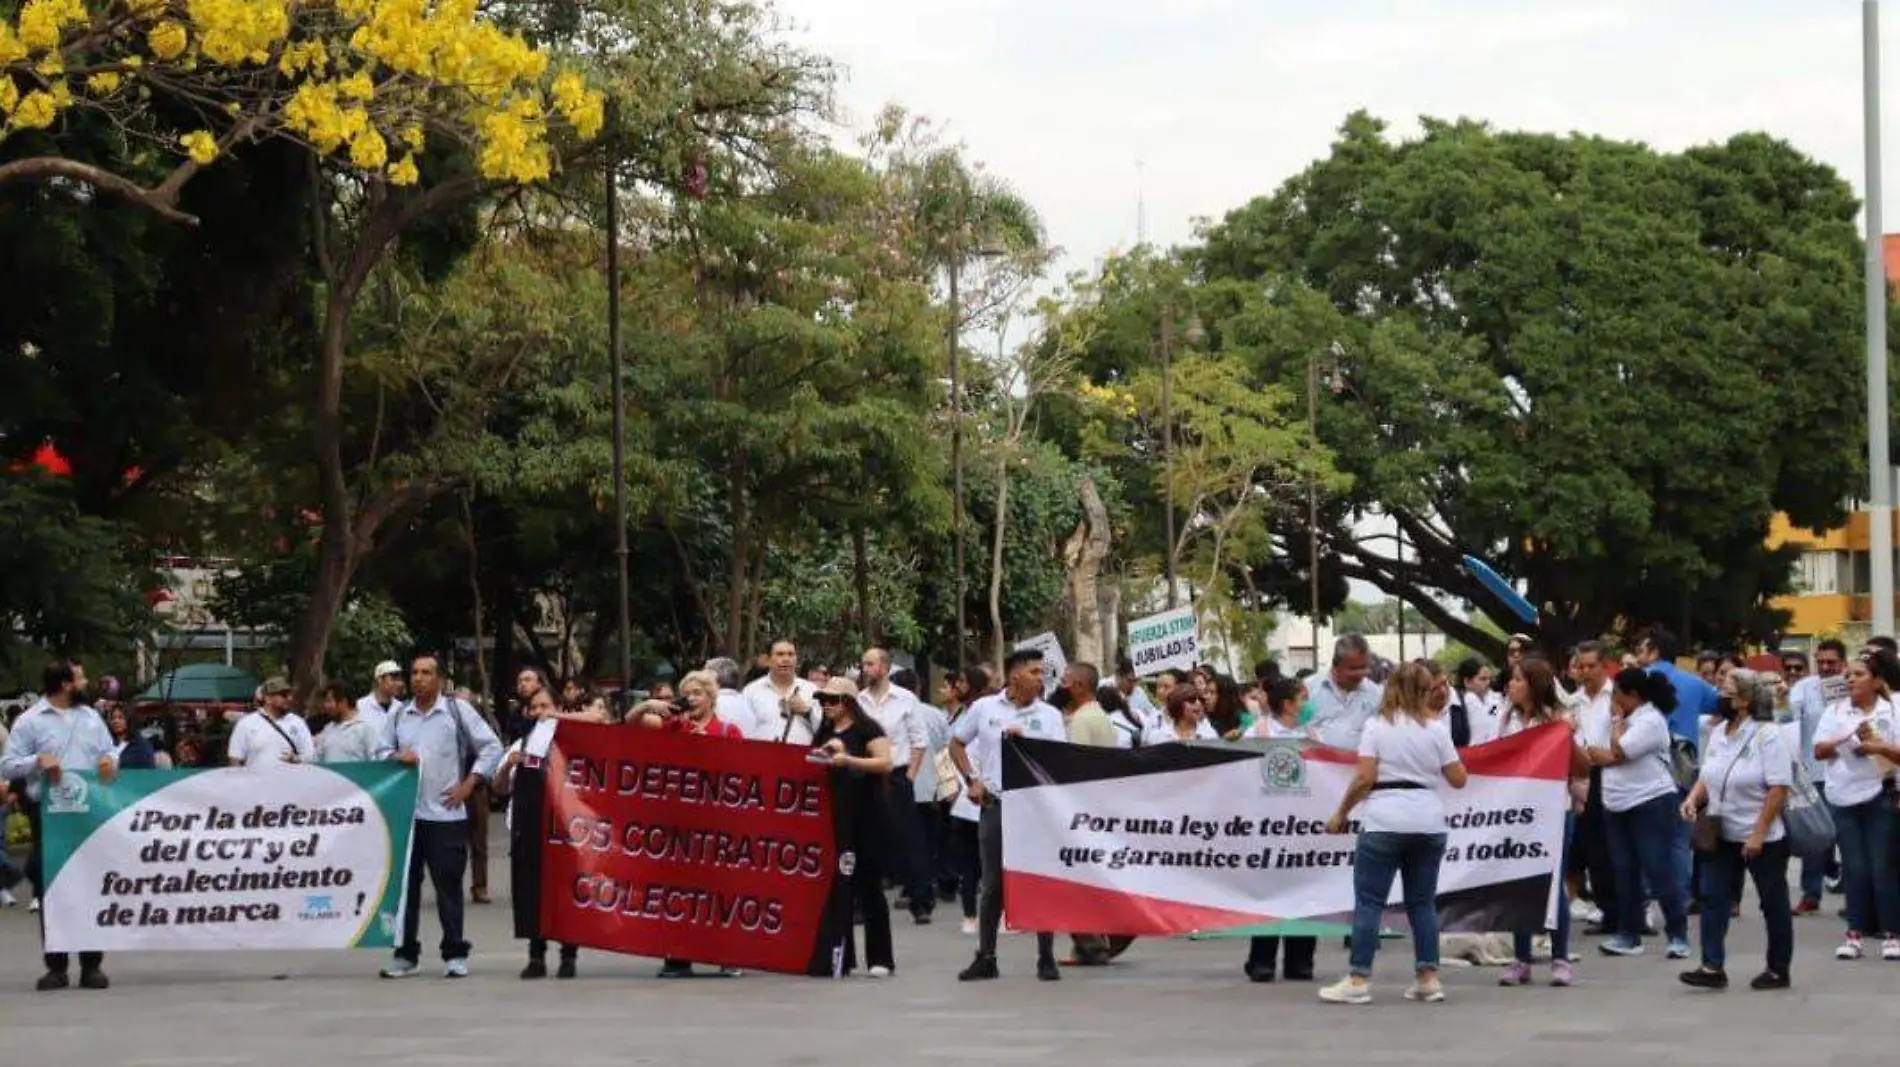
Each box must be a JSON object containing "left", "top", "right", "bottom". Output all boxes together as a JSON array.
[{"left": 538, "top": 723, "right": 850, "bottom": 975}]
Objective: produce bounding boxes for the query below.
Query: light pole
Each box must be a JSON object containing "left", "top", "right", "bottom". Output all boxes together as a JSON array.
[
  {"left": 605, "top": 99, "right": 631, "bottom": 689},
  {"left": 947, "top": 202, "right": 1006, "bottom": 669},
  {"left": 1307, "top": 353, "right": 1321, "bottom": 666},
  {"left": 1866, "top": 0, "right": 1895, "bottom": 638}
]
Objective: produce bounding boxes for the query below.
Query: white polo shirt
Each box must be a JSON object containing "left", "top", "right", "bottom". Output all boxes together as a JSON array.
[
  {"left": 228, "top": 710, "right": 314, "bottom": 767},
  {"left": 355, "top": 694, "right": 398, "bottom": 734},
  {"left": 740, "top": 674, "right": 819, "bottom": 743},
  {"left": 950, "top": 691, "right": 1064, "bottom": 795},
  {"left": 1815, "top": 697, "right": 1898, "bottom": 808}
]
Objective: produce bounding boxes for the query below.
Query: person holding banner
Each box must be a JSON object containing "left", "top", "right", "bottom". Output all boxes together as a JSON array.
[
  {"left": 227, "top": 677, "right": 313, "bottom": 768},
  {"left": 811, "top": 676, "right": 898, "bottom": 976},
  {"left": 1243, "top": 676, "right": 1318, "bottom": 984},
  {"left": 495, "top": 686, "right": 577, "bottom": 980},
  {"left": 951, "top": 648, "right": 1065, "bottom": 982},
  {"left": 0, "top": 659, "right": 118, "bottom": 991},
  {"left": 375, "top": 654, "right": 503, "bottom": 980},
  {"left": 1319, "top": 662, "right": 1468, "bottom": 1006},
  {"left": 1495, "top": 658, "right": 1588, "bottom": 988}
]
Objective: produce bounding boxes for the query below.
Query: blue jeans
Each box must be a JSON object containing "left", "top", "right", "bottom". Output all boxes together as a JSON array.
[
  {"left": 1515, "top": 812, "right": 1576, "bottom": 963},
  {"left": 1698, "top": 838, "right": 1792, "bottom": 975},
  {"left": 1349, "top": 831, "right": 1447, "bottom": 977},
  {"left": 1671, "top": 786, "right": 1695, "bottom": 908},
  {"left": 1605, "top": 793, "right": 1688, "bottom": 942},
  {"left": 1831, "top": 796, "right": 1900, "bottom": 936}
]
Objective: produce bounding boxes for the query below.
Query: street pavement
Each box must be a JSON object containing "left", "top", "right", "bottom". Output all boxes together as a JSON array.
[{"left": 3, "top": 836, "right": 1897, "bottom": 1065}]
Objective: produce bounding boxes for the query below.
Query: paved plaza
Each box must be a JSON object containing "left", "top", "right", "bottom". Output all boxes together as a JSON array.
[{"left": 3, "top": 838, "right": 1896, "bottom": 1066}]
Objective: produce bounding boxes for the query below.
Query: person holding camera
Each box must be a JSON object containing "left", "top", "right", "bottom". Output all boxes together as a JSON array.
[
  {"left": 741, "top": 640, "right": 819, "bottom": 743},
  {"left": 374, "top": 655, "right": 503, "bottom": 980}
]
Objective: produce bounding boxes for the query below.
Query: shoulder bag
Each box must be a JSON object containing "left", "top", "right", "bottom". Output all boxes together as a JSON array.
[
  {"left": 1782, "top": 757, "right": 1836, "bottom": 859},
  {"left": 1692, "top": 724, "right": 1755, "bottom": 853}
]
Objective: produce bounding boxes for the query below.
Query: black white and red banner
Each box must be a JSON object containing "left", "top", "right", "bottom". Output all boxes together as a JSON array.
[
  {"left": 1001, "top": 724, "right": 1571, "bottom": 936},
  {"left": 538, "top": 724, "right": 854, "bottom": 975}
]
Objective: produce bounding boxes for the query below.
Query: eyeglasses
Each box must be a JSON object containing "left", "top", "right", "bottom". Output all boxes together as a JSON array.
[
  {"left": 815, "top": 693, "right": 849, "bottom": 706},
  {"left": 1783, "top": 663, "right": 1808, "bottom": 675}
]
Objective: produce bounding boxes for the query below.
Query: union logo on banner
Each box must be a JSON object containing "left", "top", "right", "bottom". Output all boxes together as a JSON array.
[{"left": 1259, "top": 743, "right": 1308, "bottom": 795}]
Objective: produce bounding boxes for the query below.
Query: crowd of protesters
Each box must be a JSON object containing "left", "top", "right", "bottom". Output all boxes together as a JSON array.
[{"left": 4, "top": 625, "right": 1898, "bottom": 1002}]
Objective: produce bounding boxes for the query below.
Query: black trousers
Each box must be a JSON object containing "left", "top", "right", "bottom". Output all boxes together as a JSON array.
[
  {"left": 1577, "top": 769, "right": 1617, "bottom": 919},
  {"left": 841, "top": 827, "right": 895, "bottom": 973},
  {"left": 1247, "top": 935, "right": 1316, "bottom": 978},
  {"left": 27, "top": 803, "right": 103, "bottom": 975},
  {"left": 398, "top": 820, "right": 470, "bottom": 963}
]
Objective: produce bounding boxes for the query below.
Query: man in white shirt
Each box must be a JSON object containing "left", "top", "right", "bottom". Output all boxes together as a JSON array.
[
  {"left": 357, "top": 661, "right": 405, "bottom": 734},
  {"left": 950, "top": 648, "right": 1066, "bottom": 982},
  {"left": 1307, "top": 634, "right": 1385, "bottom": 750},
  {"left": 704, "top": 658, "right": 752, "bottom": 735},
  {"left": 858, "top": 648, "right": 932, "bottom": 922},
  {"left": 740, "top": 640, "right": 819, "bottom": 743},
  {"left": 228, "top": 677, "right": 314, "bottom": 767},
  {"left": 1567, "top": 641, "right": 1619, "bottom": 934}
]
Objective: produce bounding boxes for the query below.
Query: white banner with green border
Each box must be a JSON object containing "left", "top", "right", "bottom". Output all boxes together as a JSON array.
[{"left": 41, "top": 763, "right": 418, "bottom": 952}]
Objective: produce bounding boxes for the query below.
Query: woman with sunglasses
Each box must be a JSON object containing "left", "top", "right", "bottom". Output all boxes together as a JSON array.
[
  {"left": 1149, "top": 686, "right": 1218, "bottom": 745},
  {"left": 812, "top": 676, "right": 897, "bottom": 976}
]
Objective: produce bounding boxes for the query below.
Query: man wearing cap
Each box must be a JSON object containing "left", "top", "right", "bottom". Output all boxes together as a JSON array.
[
  {"left": 228, "top": 677, "right": 314, "bottom": 768},
  {"left": 358, "top": 661, "right": 405, "bottom": 734}
]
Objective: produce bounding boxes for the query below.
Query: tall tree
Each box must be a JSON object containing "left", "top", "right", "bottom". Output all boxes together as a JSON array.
[{"left": 1197, "top": 113, "right": 1870, "bottom": 658}]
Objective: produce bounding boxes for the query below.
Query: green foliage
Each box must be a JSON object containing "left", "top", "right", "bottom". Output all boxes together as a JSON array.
[
  {"left": 209, "top": 551, "right": 412, "bottom": 683},
  {"left": 0, "top": 478, "right": 151, "bottom": 666},
  {"left": 1196, "top": 112, "right": 1872, "bottom": 657}
]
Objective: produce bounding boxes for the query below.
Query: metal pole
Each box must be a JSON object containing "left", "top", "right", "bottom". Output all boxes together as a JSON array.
[
  {"left": 1869, "top": 0, "right": 1895, "bottom": 638},
  {"left": 950, "top": 254, "right": 966, "bottom": 669},
  {"left": 1161, "top": 303, "right": 1176, "bottom": 608},
  {"left": 606, "top": 99, "right": 632, "bottom": 688},
  {"left": 1308, "top": 353, "right": 1321, "bottom": 665}
]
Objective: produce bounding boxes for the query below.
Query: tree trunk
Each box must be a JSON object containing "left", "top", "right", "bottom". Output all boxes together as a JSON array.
[
  {"left": 288, "top": 525, "right": 357, "bottom": 709},
  {"left": 725, "top": 457, "right": 749, "bottom": 660},
  {"left": 988, "top": 454, "right": 1011, "bottom": 674},
  {"left": 852, "top": 523, "right": 873, "bottom": 647},
  {"left": 1062, "top": 476, "right": 1112, "bottom": 670},
  {"left": 459, "top": 494, "right": 492, "bottom": 705}
]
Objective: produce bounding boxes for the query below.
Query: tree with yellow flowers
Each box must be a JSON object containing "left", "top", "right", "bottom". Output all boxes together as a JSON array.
[{"left": 0, "top": 0, "right": 603, "bottom": 222}]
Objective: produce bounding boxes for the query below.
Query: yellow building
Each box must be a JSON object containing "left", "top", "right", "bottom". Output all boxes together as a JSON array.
[{"left": 1767, "top": 511, "right": 1892, "bottom": 646}]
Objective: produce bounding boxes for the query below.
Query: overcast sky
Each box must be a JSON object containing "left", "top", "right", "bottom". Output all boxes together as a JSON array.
[{"left": 779, "top": 0, "right": 1877, "bottom": 273}]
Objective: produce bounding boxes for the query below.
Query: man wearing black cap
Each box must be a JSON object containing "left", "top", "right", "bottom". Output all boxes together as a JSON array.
[{"left": 948, "top": 647, "right": 1066, "bottom": 981}]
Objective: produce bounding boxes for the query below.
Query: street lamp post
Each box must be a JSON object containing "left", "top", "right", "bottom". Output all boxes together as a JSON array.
[
  {"left": 1161, "top": 303, "right": 1176, "bottom": 608},
  {"left": 1867, "top": 0, "right": 1895, "bottom": 638},
  {"left": 1307, "top": 353, "right": 1321, "bottom": 666},
  {"left": 949, "top": 251, "right": 967, "bottom": 670},
  {"left": 605, "top": 100, "right": 631, "bottom": 689}
]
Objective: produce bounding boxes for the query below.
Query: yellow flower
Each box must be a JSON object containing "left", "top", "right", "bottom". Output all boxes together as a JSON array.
[
  {"left": 148, "top": 20, "right": 189, "bottom": 60},
  {"left": 180, "top": 129, "right": 218, "bottom": 164},
  {"left": 386, "top": 153, "right": 419, "bottom": 186},
  {"left": 35, "top": 53, "right": 63, "bottom": 76},
  {"left": 184, "top": 0, "right": 290, "bottom": 65},
  {"left": 0, "top": 24, "right": 28, "bottom": 65},
  {"left": 339, "top": 71, "right": 374, "bottom": 100},
  {"left": 11, "top": 90, "right": 58, "bottom": 130},
  {"left": 349, "top": 127, "right": 387, "bottom": 169},
  {"left": 16, "top": 0, "right": 83, "bottom": 53},
  {"left": 0, "top": 78, "right": 19, "bottom": 115},
  {"left": 550, "top": 71, "right": 604, "bottom": 141},
  {"left": 85, "top": 73, "right": 124, "bottom": 95},
  {"left": 399, "top": 123, "right": 424, "bottom": 150}
]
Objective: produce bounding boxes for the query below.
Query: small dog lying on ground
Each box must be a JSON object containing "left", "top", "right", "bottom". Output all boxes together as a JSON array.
[{"left": 1438, "top": 931, "right": 1551, "bottom": 967}]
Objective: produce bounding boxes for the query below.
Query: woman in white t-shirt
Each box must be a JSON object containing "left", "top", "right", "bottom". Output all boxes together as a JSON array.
[
  {"left": 1148, "top": 687, "right": 1218, "bottom": 745},
  {"left": 1319, "top": 662, "right": 1468, "bottom": 1006},
  {"left": 1678, "top": 668, "right": 1792, "bottom": 990},
  {"left": 1584, "top": 668, "right": 1690, "bottom": 959},
  {"left": 1242, "top": 677, "right": 1318, "bottom": 984},
  {"left": 1496, "top": 658, "right": 1590, "bottom": 988},
  {"left": 1812, "top": 649, "right": 1900, "bottom": 961}
]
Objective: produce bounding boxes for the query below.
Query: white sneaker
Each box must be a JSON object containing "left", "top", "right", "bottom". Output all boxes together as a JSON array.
[
  {"left": 443, "top": 958, "right": 469, "bottom": 979},
  {"left": 27, "top": 898, "right": 40, "bottom": 913},
  {"left": 959, "top": 917, "right": 977, "bottom": 935},
  {"left": 1404, "top": 976, "right": 1447, "bottom": 1003},
  {"left": 1883, "top": 937, "right": 1900, "bottom": 961},
  {"left": 1318, "top": 976, "right": 1372, "bottom": 1004},
  {"left": 380, "top": 957, "right": 420, "bottom": 978},
  {"left": 866, "top": 965, "right": 892, "bottom": 978},
  {"left": 1837, "top": 934, "right": 1864, "bottom": 960},
  {"left": 0, "top": 888, "right": 16, "bottom": 908}
]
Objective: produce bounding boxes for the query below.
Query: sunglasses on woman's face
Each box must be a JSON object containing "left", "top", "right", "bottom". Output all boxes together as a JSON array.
[{"left": 815, "top": 694, "right": 849, "bottom": 707}]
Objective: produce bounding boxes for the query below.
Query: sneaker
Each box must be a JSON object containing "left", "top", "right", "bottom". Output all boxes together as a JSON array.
[
  {"left": 1795, "top": 899, "right": 1820, "bottom": 916},
  {"left": 443, "top": 958, "right": 469, "bottom": 979},
  {"left": 1837, "top": 934, "right": 1865, "bottom": 960},
  {"left": 1318, "top": 976, "right": 1372, "bottom": 1004},
  {"left": 1498, "top": 961, "right": 1532, "bottom": 987},
  {"left": 1549, "top": 959, "right": 1573, "bottom": 987},
  {"left": 520, "top": 958, "right": 548, "bottom": 980},
  {"left": 1036, "top": 957, "right": 1061, "bottom": 982},
  {"left": 1678, "top": 966, "right": 1728, "bottom": 990},
  {"left": 76, "top": 969, "right": 108, "bottom": 991},
  {"left": 379, "top": 958, "right": 420, "bottom": 979},
  {"left": 914, "top": 911, "right": 933, "bottom": 926},
  {"left": 866, "top": 965, "right": 892, "bottom": 979},
  {"left": 716, "top": 967, "right": 743, "bottom": 978},
  {"left": 959, "top": 917, "right": 977, "bottom": 936},
  {"left": 958, "top": 954, "right": 999, "bottom": 982},
  {"left": 1826, "top": 875, "right": 1843, "bottom": 894},
  {"left": 1750, "top": 970, "right": 1790, "bottom": 990},
  {"left": 1884, "top": 937, "right": 1900, "bottom": 961},
  {"left": 27, "top": 898, "right": 40, "bottom": 913},
  {"left": 1403, "top": 975, "right": 1446, "bottom": 1003},
  {"left": 1598, "top": 937, "right": 1644, "bottom": 957},
  {"left": 0, "top": 888, "right": 16, "bottom": 908},
  {"left": 1666, "top": 939, "right": 1691, "bottom": 960}
]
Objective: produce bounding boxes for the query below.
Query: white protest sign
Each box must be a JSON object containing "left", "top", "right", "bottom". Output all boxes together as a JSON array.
[
  {"left": 1127, "top": 606, "right": 1199, "bottom": 677},
  {"left": 1014, "top": 632, "right": 1068, "bottom": 697}
]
